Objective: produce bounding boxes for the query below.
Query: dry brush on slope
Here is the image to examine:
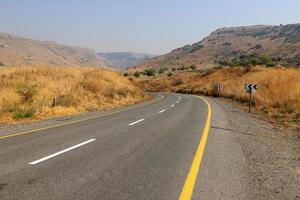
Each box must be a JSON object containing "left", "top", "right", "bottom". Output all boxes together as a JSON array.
[
  {"left": 0, "top": 66, "right": 145, "bottom": 123},
  {"left": 137, "top": 67, "right": 300, "bottom": 125}
]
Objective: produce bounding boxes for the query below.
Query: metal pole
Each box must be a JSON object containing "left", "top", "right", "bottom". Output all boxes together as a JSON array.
[{"left": 248, "top": 91, "right": 252, "bottom": 113}]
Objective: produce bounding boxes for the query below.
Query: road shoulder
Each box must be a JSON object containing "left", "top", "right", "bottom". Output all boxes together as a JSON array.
[{"left": 194, "top": 97, "right": 299, "bottom": 200}]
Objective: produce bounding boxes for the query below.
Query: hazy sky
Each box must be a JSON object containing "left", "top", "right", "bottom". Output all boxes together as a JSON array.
[{"left": 1, "top": 0, "right": 300, "bottom": 54}]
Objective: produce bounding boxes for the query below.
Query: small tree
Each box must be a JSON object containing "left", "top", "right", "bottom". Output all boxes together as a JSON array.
[
  {"left": 158, "top": 68, "right": 165, "bottom": 74},
  {"left": 190, "top": 64, "right": 197, "bottom": 70},
  {"left": 133, "top": 71, "right": 141, "bottom": 78},
  {"left": 16, "top": 82, "right": 38, "bottom": 111},
  {"left": 145, "top": 68, "right": 156, "bottom": 76}
]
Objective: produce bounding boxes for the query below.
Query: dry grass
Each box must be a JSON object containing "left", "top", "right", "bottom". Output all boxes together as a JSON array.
[
  {"left": 0, "top": 66, "right": 145, "bottom": 123},
  {"left": 137, "top": 67, "right": 300, "bottom": 125}
]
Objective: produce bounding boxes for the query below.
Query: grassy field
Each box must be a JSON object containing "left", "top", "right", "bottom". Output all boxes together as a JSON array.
[
  {"left": 137, "top": 66, "right": 300, "bottom": 126},
  {"left": 0, "top": 66, "right": 146, "bottom": 123}
]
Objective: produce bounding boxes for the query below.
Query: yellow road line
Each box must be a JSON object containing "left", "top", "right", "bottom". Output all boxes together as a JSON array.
[
  {"left": 0, "top": 95, "right": 164, "bottom": 140},
  {"left": 179, "top": 96, "right": 212, "bottom": 200}
]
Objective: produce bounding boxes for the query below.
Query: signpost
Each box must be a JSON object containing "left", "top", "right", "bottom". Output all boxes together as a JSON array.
[
  {"left": 245, "top": 84, "right": 258, "bottom": 113},
  {"left": 214, "top": 84, "right": 222, "bottom": 97}
]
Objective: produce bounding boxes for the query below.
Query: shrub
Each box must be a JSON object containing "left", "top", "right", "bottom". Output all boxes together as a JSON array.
[
  {"left": 58, "top": 94, "right": 78, "bottom": 107},
  {"left": 16, "top": 82, "right": 38, "bottom": 104},
  {"left": 0, "top": 61, "right": 4, "bottom": 66},
  {"left": 133, "top": 71, "right": 141, "bottom": 78},
  {"left": 13, "top": 109, "right": 35, "bottom": 119},
  {"left": 217, "top": 54, "right": 276, "bottom": 67},
  {"left": 174, "top": 79, "right": 184, "bottom": 86},
  {"left": 123, "top": 72, "right": 129, "bottom": 77},
  {"left": 144, "top": 68, "right": 156, "bottom": 76},
  {"left": 213, "top": 66, "right": 223, "bottom": 70},
  {"left": 190, "top": 64, "right": 197, "bottom": 70},
  {"left": 159, "top": 68, "right": 168, "bottom": 74},
  {"left": 167, "top": 72, "right": 173, "bottom": 77}
]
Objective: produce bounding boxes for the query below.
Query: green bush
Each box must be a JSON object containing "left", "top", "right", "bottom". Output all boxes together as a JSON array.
[
  {"left": 190, "top": 64, "right": 197, "bottom": 70},
  {"left": 177, "top": 66, "right": 186, "bottom": 71},
  {"left": 158, "top": 68, "right": 167, "bottom": 74},
  {"left": 167, "top": 72, "right": 173, "bottom": 77},
  {"left": 144, "top": 68, "right": 156, "bottom": 76},
  {"left": 123, "top": 72, "right": 129, "bottom": 77},
  {"left": 13, "top": 109, "right": 35, "bottom": 119},
  {"left": 0, "top": 61, "right": 4, "bottom": 66},
  {"left": 216, "top": 54, "right": 276, "bottom": 67},
  {"left": 133, "top": 71, "right": 141, "bottom": 78}
]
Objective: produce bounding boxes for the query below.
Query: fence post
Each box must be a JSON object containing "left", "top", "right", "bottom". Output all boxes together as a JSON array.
[
  {"left": 1, "top": 97, "right": 4, "bottom": 114},
  {"left": 248, "top": 91, "right": 252, "bottom": 113},
  {"left": 40, "top": 95, "right": 46, "bottom": 113},
  {"left": 52, "top": 97, "right": 56, "bottom": 107}
]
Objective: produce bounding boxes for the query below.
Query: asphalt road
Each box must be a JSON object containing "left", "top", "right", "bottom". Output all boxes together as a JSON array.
[{"left": 0, "top": 93, "right": 249, "bottom": 200}]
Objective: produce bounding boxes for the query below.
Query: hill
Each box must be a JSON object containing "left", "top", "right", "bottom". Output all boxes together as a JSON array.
[
  {"left": 136, "top": 67, "right": 300, "bottom": 126},
  {"left": 0, "top": 66, "right": 145, "bottom": 123},
  {"left": 133, "top": 23, "right": 300, "bottom": 70},
  {"left": 98, "top": 52, "right": 155, "bottom": 69},
  {"left": 0, "top": 33, "right": 108, "bottom": 67}
]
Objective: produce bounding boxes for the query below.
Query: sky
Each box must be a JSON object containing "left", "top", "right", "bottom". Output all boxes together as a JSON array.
[{"left": 1, "top": 0, "right": 300, "bottom": 54}]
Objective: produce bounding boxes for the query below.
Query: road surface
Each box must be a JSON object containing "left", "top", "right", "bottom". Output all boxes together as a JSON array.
[{"left": 0, "top": 93, "right": 251, "bottom": 200}]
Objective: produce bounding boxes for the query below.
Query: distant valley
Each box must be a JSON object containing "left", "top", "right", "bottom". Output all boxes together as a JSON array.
[{"left": 98, "top": 52, "right": 155, "bottom": 69}]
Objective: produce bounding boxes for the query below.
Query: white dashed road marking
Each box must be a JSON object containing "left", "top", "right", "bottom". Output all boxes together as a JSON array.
[
  {"left": 128, "top": 119, "right": 145, "bottom": 126},
  {"left": 29, "top": 139, "right": 96, "bottom": 165}
]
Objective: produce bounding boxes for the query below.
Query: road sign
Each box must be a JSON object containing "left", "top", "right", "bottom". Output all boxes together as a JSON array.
[
  {"left": 245, "top": 84, "right": 258, "bottom": 113},
  {"left": 245, "top": 84, "right": 258, "bottom": 93},
  {"left": 185, "top": 88, "right": 192, "bottom": 94}
]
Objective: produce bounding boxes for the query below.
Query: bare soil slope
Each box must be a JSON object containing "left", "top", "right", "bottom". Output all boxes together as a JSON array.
[{"left": 0, "top": 33, "right": 109, "bottom": 67}]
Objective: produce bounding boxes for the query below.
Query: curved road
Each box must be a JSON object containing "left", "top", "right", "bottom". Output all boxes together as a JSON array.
[{"left": 0, "top": 93, "right": 248, "bottom": 200}]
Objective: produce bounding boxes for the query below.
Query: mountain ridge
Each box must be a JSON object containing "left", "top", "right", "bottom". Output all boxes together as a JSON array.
[
  {"left": 132, "top": 23, "right": 300, "bottom": 70},
  {"left": 0, "top": 33, "right": 108, "bottom": 67}
]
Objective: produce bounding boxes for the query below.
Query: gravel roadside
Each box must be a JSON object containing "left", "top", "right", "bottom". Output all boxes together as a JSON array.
[{"left": 208, "top": 97, "right": 300, "bottom": 200}]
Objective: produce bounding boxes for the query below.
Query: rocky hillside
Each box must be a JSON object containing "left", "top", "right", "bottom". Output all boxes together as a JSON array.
[
  {"left": 98, "top": 52, "right": 155, "bottom": 69},
  {"left": 0, "top": 33, "right": 108, "bottom": 67},
  {"left": 133, "top": 23, "right": 300, "bottom": 69}
]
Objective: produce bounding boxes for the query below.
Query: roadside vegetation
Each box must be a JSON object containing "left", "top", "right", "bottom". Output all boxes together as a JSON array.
[
  {"left": 124, "top": 64, "right": 198, "bottom": 78},
  {"left": 0, "top": 66, "right": 145, "bottom": 123},
  {"left": 136, "top": 66, "right": 300, "bottom": 126}
]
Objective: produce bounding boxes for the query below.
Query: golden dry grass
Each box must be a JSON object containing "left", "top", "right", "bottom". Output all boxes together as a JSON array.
[
  {"left": 0, "top": 66, "right": 145, "bottom": 123},
  {"left": 137, "top": 67, "right": 300, "bottom": 124}
]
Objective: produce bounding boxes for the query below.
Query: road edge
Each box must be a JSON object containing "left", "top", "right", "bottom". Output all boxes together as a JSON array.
[{"left": 179, "top": 96, "right": 212, "bottom": 200}]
